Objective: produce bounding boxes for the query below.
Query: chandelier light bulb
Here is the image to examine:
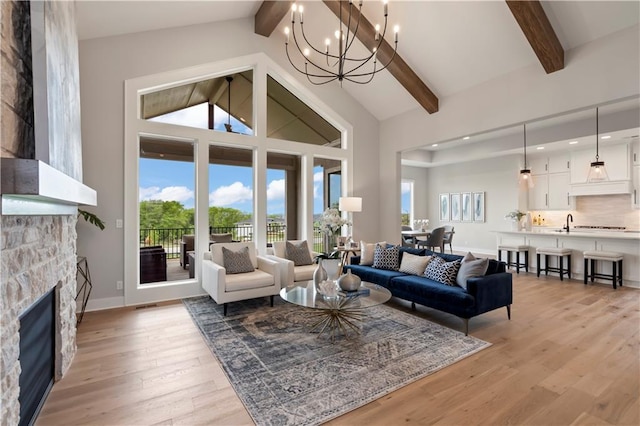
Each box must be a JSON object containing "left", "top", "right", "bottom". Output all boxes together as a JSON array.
[
  {"left": 284, "top": 26, "right": 290, "bottom": 43},
  {"left": 303, "top": 48, "right": 310, "bottom": 57},
  {"left": 375, "top": 24, "right": 381, "bottom": 41},
  {"left": 291, "top": 3, "right": 297, "bottom": 22},
  {"left": 335, "top": 30, "right": 340, "bottom": 39},
  {"left": 383, "top": 0, "right": 388, "bottom": 15},
  {"left": 394, "top": 25, "right": 400, "bottom": 42},
  {"left": 298, "top": 5, "right": 303, "bottom": 23}
]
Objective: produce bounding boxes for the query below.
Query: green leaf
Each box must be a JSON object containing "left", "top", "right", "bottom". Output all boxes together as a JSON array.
[{"left": 78, "top": 209, "right": 106, "bottom": 230}]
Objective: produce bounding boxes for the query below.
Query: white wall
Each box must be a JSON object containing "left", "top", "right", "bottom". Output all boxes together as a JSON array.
[
  {"left": 78, "top": 18, "right": 380, "bottom": 306},
  {"left": 380, "top": 25, "right": 640, "bottom": 244}
]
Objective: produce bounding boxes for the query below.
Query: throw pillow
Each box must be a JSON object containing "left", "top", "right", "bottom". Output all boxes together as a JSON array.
[
  {"left": 285, "top": 240, "right": 313, "bottom": 266},
  {"left": 456, "top": 253, "right": 489, "bottom": 289},
  {"left": 373, "top": 244, "right": 400, "bottom": 271},
  {"left": 222, "top": 246, "right": 255, "bottom": 274},
  {"left": 360, "top": 241, "right": 386, "bottom": 266},
  {"left": 424, "top": 256, "right": 461, "bottom": 286},
  {"left": 399, "top": 253, "right": 432, "bottom": 276}
]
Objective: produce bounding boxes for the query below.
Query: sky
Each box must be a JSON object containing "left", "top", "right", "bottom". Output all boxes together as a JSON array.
[{"left": 142, "top": 102, "right": 414, "bottom": 218}]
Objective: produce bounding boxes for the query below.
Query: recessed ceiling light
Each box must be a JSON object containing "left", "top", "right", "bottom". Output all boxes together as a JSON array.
[
  {"left": 432, "top": 144, "right": 438, "bottom": 147},
  {"left": 462, "top": 136, "right": 470, "bottom": 140},
  {"left": 601, "top": 135, "right": 611, "bottom": 140},
  {"left": 569, "top": 141, "right": 579, "bottom": 145},
  {"left": 536, "top": 146, "right": 545, "bottom": 150}
]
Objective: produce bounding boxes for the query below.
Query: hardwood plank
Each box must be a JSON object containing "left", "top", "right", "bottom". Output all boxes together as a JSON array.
[
  {"left": 254, "top": 1, "right": 292, "bottom": 37},
  {"left": 38, "top": 274, "right": 639, "bottom": 425}
]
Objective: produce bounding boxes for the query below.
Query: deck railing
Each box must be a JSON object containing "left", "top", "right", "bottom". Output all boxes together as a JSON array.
[{"left": 140, "top": 225, "right": 327, "bottom": 258}]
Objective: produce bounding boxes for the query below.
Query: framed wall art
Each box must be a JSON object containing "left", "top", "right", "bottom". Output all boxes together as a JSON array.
[
  {"left": 439, "top": 193, "right": 450, "bottom": 222},
  {"left": 473, "top": 192, "right": 485, "bottom": 222},
  {"left": 450, "top": 193, "right": 461, "bottom": 222},
  {"left": 461, "top": 192, "right": 472, "bottom": 222}
]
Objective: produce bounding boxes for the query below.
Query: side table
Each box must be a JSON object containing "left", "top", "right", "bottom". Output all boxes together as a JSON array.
[
  {"left": 334, "top": 246, "right": 361, "bottom": 265},
  {"left": 76, "top": 256, "right": 93, "bottom": 325}
]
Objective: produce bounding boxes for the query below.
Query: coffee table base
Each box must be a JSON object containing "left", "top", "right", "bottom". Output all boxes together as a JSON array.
[{"left": 306, "top": 296, "right": 365, "bottom": 341}]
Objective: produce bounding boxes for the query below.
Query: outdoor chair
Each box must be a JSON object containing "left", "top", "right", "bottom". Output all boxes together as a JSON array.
[
  {"left": 202, "top": 242, "right": 280, "bottom": 316},
  {"left": 181, "top": 235, "right": 195, "bottom": 270}
]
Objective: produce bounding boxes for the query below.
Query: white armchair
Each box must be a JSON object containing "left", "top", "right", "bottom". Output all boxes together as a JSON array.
[
  {"left": 202, "top": 242, "right": 280, "bottom": 316},
  {"left": 266, "top": 240, "right": 320, "bottom": 288}
]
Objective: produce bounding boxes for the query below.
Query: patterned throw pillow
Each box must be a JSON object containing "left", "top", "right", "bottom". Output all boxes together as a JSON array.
[
  {"left": 222, "top": 246, "right": 255, "bottom": 274},
  {"left": 285, "top": 241, "right": 313, "bottom": 266},
  {"left": 399, "top": 253, "right": 432, "bottom": 276},
  {"left": 373, "top": 244, "right": 400, "bottom": 271},
  {"left": 424, "top": 256, "right": 461, "bottom": 286}
]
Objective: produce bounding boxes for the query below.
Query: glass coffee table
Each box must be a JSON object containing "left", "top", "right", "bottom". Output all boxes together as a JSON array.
[{"left": 279, "top": 281, "right": 391, "bottom": 340}]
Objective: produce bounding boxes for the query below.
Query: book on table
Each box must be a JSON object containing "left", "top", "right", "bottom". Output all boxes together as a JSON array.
[{"left": 339, "top": 287, "right": 370, "bottom": 297}]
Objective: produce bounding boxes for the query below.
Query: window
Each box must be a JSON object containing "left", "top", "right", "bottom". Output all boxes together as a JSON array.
[{"left": 401, "top": 179, "right": 414, "bottom": 226}]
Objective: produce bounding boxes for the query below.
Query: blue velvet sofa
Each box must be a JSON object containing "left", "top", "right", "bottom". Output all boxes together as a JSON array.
[{"left": 345, "top": 247, "right": 512, "bottom": 334}]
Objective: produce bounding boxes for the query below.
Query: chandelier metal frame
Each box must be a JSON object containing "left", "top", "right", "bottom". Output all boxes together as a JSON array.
[{"left": 284, "top": 1, "right": 398, "bottom": 85}]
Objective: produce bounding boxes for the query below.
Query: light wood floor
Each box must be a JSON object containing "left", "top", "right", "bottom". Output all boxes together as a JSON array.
[{"left": 37, "top": 273, "right": 639, "bottom": 425}]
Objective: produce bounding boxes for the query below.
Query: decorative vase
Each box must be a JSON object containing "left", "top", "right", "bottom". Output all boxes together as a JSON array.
[
  {"left": 511, "top": 221, "right": 519, "bottom": 231},
  {"left": 313, "top": 259, "right": 327, "bottom": 291},
  {"left": 338, "top": 269, "right": 361, "bottom": 291},
  {"left": 322, "top": 258, "right": 342, "bottom": 281}
]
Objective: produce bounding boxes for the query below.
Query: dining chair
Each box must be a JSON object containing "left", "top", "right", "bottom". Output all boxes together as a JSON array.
[
  {"left": 401, "top": 225, "right": 416, "bottom": 248},
  {"left": 417, "top": 226, "right": 446, "bottom": 253},
  {"left": 442, "top": 225, "right": 455, "bottom": 253}
]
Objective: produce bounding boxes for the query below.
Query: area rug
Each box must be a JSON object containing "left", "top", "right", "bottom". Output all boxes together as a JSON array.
[{"left": 183, "top": 296, "right": 490, "bottom": 425}]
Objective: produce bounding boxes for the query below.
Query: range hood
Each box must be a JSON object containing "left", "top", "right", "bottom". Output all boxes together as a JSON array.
[
  {"left": 569, "top": 180, "right": 632, "bottom": 197},
  {"left": 1, "top": 158, "right": 97, "bottom": 215}
]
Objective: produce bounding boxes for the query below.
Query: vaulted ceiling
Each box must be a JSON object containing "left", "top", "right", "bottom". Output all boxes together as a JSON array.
[{"left": 77, "top": 1, "right": 639, "bottom": 122}]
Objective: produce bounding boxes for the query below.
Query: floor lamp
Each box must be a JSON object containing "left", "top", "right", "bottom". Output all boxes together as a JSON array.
[{"left": 339, "top": 197, "right": 362, "bottom": 247}]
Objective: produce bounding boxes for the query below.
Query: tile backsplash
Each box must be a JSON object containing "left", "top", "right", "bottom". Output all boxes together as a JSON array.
[{"left": 530, "top": 194, "right": 639, "bottom": 230}]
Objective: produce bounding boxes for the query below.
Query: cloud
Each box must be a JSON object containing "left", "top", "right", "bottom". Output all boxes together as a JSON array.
[
  {"left": 267, "top": 179, "right": 285, "bottom": 201},
  {"left": 314, "top": 171, "right": 323, "bottom": 183},
  {"left": 210, "top": 182, "right": 253, "bottom": 206},
  {"left": 139, "top": 186, "right": 194, "bottom": 203},
  {"left": 401, "top": 181, "right": 412, "bottom": 194},
  {"left": 313, "top": 171, "right": 323, "bottom": 199}
]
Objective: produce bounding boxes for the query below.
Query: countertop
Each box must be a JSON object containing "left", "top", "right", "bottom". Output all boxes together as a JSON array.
[{"left": 495, "top": 229, "right": 640, "bottom": 240}]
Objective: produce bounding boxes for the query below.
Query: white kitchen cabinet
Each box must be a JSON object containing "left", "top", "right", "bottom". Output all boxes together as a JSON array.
[
  {"left": 529, "top": 157, "right": 549, "bottom": 175},
  {"left": 529, "top": 172, "right": 573, "bottom": 210},
  {"left": 633, "top": 164, "right": 640, "bottom": 209},
  {"left": 548, "top": 153, "right": 571, "bottom": 174},
  {"left": 570, "top": 143, "right": 630, "bottom": 183},
  {"left": 633, "top": 140, "right": 640, "bottom": 166}
]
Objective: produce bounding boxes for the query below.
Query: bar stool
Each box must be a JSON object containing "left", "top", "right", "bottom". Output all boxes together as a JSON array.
[
  {"left": 536, "top": 247, "right": 572, "bottom": 281},
  {"left": 497, "top": 244, "right": 530, "bottom": 274},
  {"left": 583, "top": 251, "right": 623, "bottom": 289}
]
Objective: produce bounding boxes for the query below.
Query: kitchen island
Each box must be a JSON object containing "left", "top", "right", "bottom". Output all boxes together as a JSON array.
[{"left": 495, "top": 229, "right": 640, "bottom": 288}]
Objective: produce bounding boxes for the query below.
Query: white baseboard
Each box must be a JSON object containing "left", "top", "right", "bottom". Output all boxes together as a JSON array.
[{"left": 80, "top": 296, "right": 125, "bottom": 313}]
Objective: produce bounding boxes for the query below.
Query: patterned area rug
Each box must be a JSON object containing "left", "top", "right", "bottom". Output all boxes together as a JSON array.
[{"left": 183, "top": 296, "right": 490, "bottom": 426}]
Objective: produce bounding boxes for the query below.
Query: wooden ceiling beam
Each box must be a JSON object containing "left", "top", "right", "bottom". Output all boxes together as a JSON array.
[
  {"left": 506, "top": 0, "right": 564, "bottom": 74},
  {"left": 254, "top": 1, "right": 293, "bottom": 37},
  {"left": 322, "top": 0, "right": 438, "bottom": 114}
]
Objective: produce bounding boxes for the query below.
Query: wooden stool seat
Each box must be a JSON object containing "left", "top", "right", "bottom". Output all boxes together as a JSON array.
[
  {"left": 583, "top": 251, "right": 623, "bottom": 289},
  {"left": 497, "top": 244, "right": 530, "bottom": 274},
  {"left": 536, "top": 247, "right": 572, "bottom": 281}
]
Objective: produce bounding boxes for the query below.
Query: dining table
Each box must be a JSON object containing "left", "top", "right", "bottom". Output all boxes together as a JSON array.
[{"left": 401, "top": 229, "right": 432, "bottom": 238}]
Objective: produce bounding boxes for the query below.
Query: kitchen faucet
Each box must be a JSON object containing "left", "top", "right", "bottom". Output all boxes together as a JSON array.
[{"left": 564, "top": 213, "right": 573, "bottom": 233}]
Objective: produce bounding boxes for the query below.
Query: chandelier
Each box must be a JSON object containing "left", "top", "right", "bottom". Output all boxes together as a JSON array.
[{"left": 284, "top": 1, "right": 399, "bottom": 85}]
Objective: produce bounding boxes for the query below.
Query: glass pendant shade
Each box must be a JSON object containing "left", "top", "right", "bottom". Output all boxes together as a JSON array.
[
  {"left": 587, "top": 160, "right": 609, "bottom": 182},
  {"left": 519, "top": 168, "right": 534, "bottom": 188}
]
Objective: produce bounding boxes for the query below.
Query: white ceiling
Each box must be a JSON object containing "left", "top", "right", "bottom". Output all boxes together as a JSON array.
[{"left": 76, "top": 1, "right": 639, "bottom": 122}]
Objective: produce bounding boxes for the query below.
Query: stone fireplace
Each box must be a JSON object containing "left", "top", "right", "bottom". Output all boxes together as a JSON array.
[{"left": 1, "top": 1, "right": 96, "bottom": 424}]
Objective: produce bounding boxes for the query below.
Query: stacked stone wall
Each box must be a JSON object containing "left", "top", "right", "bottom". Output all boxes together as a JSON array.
[{"left": 0, "top": 215, "right": 78, "bottom": 425}]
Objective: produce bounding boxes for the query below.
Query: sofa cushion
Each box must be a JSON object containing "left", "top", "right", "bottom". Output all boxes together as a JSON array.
[
  {"left": 346, "top": 265, "right": 404, "bottom": 288},
  {"left": 360, "top": 241, "right": 386, "bottom": 265},
  {"left": 390, "top": 275, "right": 475, "bottom": 309},
  {"left": 373, "top": 244, "right": 400, "bottom": 270},
  {"left": 399, "top": 253, "right": 432, "bottom": 276},
  {"left": 222, "top": 246, "right": 255, "bottom": 274},
  {"left": 285, "top": 241, "right": 313, "bottom": 266},
  {"left": 424, "top": 256, "right": 461, "bottom": 286},
  {"left": 456, "top": 252, "right": 489, "bottom": 289}
]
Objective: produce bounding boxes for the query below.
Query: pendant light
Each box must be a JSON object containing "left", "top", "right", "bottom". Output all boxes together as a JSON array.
[
  {"left": 587, "top": 107, "right": 609, "bottom": 182},
  {"left": 224, "top": 76, "right": 233, "bottom": 133},
  {"left": 519, "top": 123, "right": 534, "bottom": 188}
]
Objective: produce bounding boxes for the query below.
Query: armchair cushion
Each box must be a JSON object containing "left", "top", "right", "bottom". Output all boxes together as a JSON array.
[
  {"left": 210, "top": 233, "right": 233, "bottom": 243},
  {"left": 285, "top": 241, "right": 313, "bottom": 266},
  {"left": 222, "top": 246, "right": 255, "bottom": 274},
  {"left": 225, "top": 269, "right": 275, "bottom": 291}
]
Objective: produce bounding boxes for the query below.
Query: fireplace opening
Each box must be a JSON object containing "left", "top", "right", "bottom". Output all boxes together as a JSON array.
[{"left": 18, "top": 288, "right": 55, "bottom": 426}]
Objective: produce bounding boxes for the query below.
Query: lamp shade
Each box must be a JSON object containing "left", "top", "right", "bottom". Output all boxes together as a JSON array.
[{"left": 339, "top": 197, "right": 362, "bottom": 212}]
